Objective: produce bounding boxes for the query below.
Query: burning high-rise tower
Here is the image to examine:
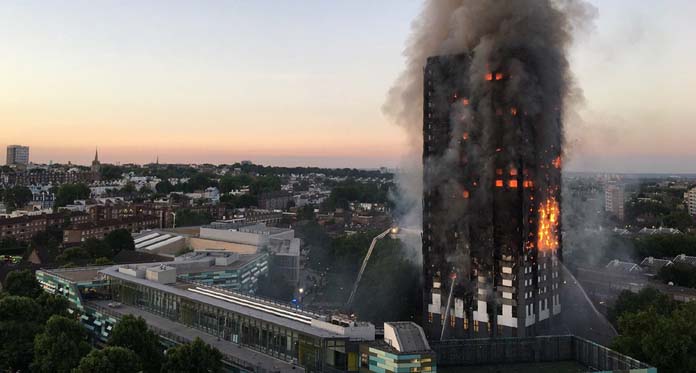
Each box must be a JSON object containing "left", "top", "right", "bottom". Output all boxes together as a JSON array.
[{"left": 422, "top": 52, "right": 563, "bottom": 339}]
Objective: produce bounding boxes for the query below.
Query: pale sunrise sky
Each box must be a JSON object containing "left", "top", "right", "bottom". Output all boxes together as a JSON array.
[{"left": 1, "top": 1, "right": 695, "bottom": 172}]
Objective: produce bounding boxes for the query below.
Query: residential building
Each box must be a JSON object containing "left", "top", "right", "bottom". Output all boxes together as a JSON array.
[
  {"left": 605, "top": 259, "right": 642, "bottom": 273},
  {"left": 63, "top": 215, "right": 159, "bottom": 244},
  {"left": 6, "top": 145, "right": 29, "bottom": 166},
  {"left": 258, "top": 191, "right": 292, "bottom": 210},
  {"left": 639, "top": 257, "right": 673, "bottom": 275},
  {"left": 686, "top": 187, "right": 696, "bottom": 216},
  {"left": 0, "top": 168, "right": 99, "bottom": 186},
  {"left": 638, "top": 227, "right": 681, "bottom": 235},
  {"left": 0, "top": 211, "right": 89, "bottom": 242},
  {"left": 605, "top": 182, "right": 625, "bottom": 220},
  {"left": 422, "top": 54, "right": 562, "bottom": 338}
]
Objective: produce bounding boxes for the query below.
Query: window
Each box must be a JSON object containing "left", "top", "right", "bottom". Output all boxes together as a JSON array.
[
  {"left": 450, "top": 314, "right": 456, "bottom": 327},
  {"left": 473, "top": 320, "right": 479, "bottom": 332},
  {"left": 463, "top": 317, "right": 469, "bottom": 331},
  {"left": 428, "top": 312, "right": 433, "bottom": 323}
]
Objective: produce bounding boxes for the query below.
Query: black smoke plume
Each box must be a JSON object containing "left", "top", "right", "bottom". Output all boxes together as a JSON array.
[{"left": 385, "top": 0, "right": 597, "bottom": 234}]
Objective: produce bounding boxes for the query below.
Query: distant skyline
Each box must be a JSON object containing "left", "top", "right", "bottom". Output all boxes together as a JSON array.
[{"left": 2, "top": 1, "right": 696, "bottom": 172}]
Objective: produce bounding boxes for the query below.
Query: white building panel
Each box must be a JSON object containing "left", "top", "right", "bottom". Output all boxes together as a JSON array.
[
  {"left": 473, "top": 300, "right": 489, "bottom": 322},
  {"left": 454, "top": 298, "right": 464, "bottom": 318},
  {"left": 497, "top": 304, "right": 517, "bottom": 328}
]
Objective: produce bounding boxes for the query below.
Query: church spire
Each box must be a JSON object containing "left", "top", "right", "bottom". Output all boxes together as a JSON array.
[{"left": 94, "top": 147, "right": 99, "bottom": 162}]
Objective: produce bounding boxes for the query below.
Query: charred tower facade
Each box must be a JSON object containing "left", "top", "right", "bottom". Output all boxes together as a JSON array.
[{"left": 422, "top": 53, "right": 562, "bottom": 339}]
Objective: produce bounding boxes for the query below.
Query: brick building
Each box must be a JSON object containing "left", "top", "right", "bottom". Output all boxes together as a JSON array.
[
  {"left": 63, "top": 215, "right": 159, "bottom": 245},
  {"left": 0, "top": 212, "right": 90, "bottom": 242}
]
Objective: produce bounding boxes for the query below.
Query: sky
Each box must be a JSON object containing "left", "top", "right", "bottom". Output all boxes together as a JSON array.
[{"left": 1, "top": 0, "right": 695, "bottom": 172}]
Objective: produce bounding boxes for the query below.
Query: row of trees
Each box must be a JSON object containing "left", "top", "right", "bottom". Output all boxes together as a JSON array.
[
  {"left": 53, "top": 183, "right": 91, "bottom": 208},
  {"left": 321, "top": 180, "right": 391, "bottom": 212},
  {"left": 1, "top": 186, "right": 33, "bottom": 212},
  {"left": 56, "top": 229, "right": 135, "bottom": 266},
  {"left": 610, "top": 288, "right": 696, "bottom": 372},
  {"left": 624, "top": 182, "right": 695, "bottom": 231},
  {"left": 133, "top": 162, "right": 391, "bottom": 180},
  {"left": 0, "top": 269, "right": 224, "bottom": 372}
]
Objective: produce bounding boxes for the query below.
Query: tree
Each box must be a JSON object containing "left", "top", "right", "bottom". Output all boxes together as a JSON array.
[
  {"left": 83, "top": 238, "right": 112, "bottom": 259},
  {"left": 0, "top": 237, "right": 26, "bottom": 255},
  {"left": 119, "top": 183, "right": 138, "bottom": 199},
  {"left": 35, "top": 293, "right": 70, "bottom": 322},
  {"left": 250, "top": 175, "right": 281, "bottom": 195},
  {"left": 0, "top": 296, "right": 43, "bottom": 372},
  {"left": 75, "top": 346, "right": 142, "bottom": 373},
  {"left": 104, "top": 228, "right": 135, "bottom": 253},
  {"left": 100, "top": 165, "right": 124, "bottom": 181},
  {"left": 633, "top": 234, "right": 696, "bottom": 259},
  {"left": 3, "top": 269, "right": 42, "bottom": 298},
  {"left": 93, "top": 257, "right": 114, "bottom": 265},
  {"left": 608, "top": 288, "right": 676, "bottom": 326},
  {"left": 30, "top": 229, "right": 63, "bottom": 261},
  {"left": 219, "top": 175, "right": 252, "bottom": 193},
  {"left": 297, "top": 205, "right": 315, "bottom": 221},
  {"left": 161, "top": 338, "right": 223, "bottom": 373},
  {"left": 54, "top": 183, "right": 91, "bottom": 208},
  {"left": 56, "top": 246, "right": 91, "bottom": 265},
  {"left": 156, "top": 179, "right": 175, "bottom": 194},
  {"left": 2, "top": 186, "right": 33, "bottom": 211},
  {"left": 32, "top": 315, "right": 91, "bottom": 373},
  {"left": 108, "top": 315, "right": 163, "bottom": 373},
  {"left": 175, "top": 209, "right": 213, "bottom": 227},
  {"left": 658, "top": 262, "right": 696, "bottom": 288},
  {"left": 613, "top": 302, "right": 696, "bottom": 372}
]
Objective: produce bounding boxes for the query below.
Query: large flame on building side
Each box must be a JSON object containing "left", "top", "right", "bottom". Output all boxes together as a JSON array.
[{"left": 537, "top": 197, "right": 560, "bottom": 252}]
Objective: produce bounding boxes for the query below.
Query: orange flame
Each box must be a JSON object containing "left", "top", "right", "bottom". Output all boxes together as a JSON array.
[
  {"left": 462, "top": 190, "right": 470, "bottom": 199},
  {"left": 495, "top": 73, "right": 504, "bottom": 81},
  {"left": 495, "top": 180, "right": 504, "bottom": 188},
  {"left": 485, "top": 73, "right": 494, "bottom": 81},
  {"left": 509, "top": 180, "right": 518, "bottom": 188},
  {"left": 552, "top": 156, "right": 561, "bottom": 169},
  {"left": 462, "top": 98, "right": 470, "bottom": 106},
  {"left": 538, "top": 198, "right": 560, "bottom": 252}
]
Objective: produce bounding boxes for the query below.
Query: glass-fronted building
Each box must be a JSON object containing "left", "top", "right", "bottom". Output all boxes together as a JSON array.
[{"left": 37, "top": 263, "right": 376, "bottom": 373}]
